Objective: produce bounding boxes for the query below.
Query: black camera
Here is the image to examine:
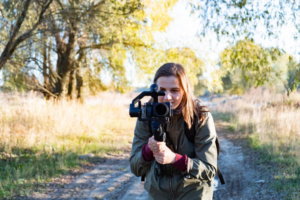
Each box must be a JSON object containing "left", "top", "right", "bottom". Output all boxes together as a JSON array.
[
  {"left": 129, "top": 84, "right": 174, "bottom": 142},
  {"left": 129, "top": 84, "right": 173, "bottom": 121},
  {"left": 129, "top": 84, "right": 174, "bottom": 178}
]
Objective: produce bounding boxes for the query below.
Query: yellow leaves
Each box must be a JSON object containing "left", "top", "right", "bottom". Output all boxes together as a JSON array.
[
  {"left": 110, "top": 44, "right": 127, "bottom": 67},
  {"left": 132, "top": 46, "right": 205, "bottom": 88},
  {"left": 164, "top": 47, "right": 204, "bottom": 85},
  {"left": 141, "top": 0, "right": 178, "bottom": 31},
  {"left": 208, "top": 69, "right": 224, "bottom": 92}
]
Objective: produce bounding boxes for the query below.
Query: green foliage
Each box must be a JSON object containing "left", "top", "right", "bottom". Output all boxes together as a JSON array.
[
  {"left": 220, "top": 39, "right": 285, "bottom": 93},
  {"left": 133, "top": 47, "right": 206, "bottom": 89},
  {"left": 60, "top": 0, "right": 179, "bottom": 94},
  {"left": 193, "top": 79, "right": 207, "bottom": 96},
  {"left": 190, "top": 0, "right": 300, "bottom": 41},
  {"left": 221, "top": 72, "right": 232, "bottom": 91},
  {"left": 0, "top": 0, "right": 182, "bottom": 96},
  {"left": 189, "top": 0, "right": 300, "bottom": 95},
  {"left": 285, "top": 57, "right": 300, "bottom": 94},
  {"left": 1, "top": 62, "right": 35, "bottom": 92}
]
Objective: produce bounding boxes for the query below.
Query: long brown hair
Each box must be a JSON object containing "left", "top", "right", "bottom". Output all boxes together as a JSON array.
[{"left": 154, "top": 63, "right": 208, "bottom": 128}]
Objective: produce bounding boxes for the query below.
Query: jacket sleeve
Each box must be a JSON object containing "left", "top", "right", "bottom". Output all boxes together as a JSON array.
[
  {"left": 186, "top": 112, "right": 218, "bottom": 181},
  {"left": 129, "top": 119, "right": 153, "bottom": 177}
]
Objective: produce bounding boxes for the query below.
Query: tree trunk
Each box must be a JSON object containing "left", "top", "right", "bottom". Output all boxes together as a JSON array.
[
  {"left": 42, "top": 36, "right": 51, "bottom": 99},
  {"left": 48, "top": 37, "right": 56, "bottom": 93},
  {"left": 68, "top": 69, "right": 77, "bottom": 100},
  {"left": 56, "top": 54, "right": 71, "bottom": 99},
  {"left": 75, "top": 50, "right": 88, "bottom": 102},
  {"left": 284, "top": 83, "right": 290, "bottom": 97},
  {"left": 60, "top": 70, "right": 70, "bottom": 99},
  {"left": 77, "top": 71, "right": 83, "bottom": 100},
  {"left": 76, "top": 67, "right": 88, "bottom": 103},
  {"left": 55, "top": 23, "right": 78, "bottom": 99}
]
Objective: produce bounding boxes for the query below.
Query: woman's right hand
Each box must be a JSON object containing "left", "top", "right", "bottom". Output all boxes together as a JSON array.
[{"left": 148, "top": 136, "right": 165, "bottom": 153}]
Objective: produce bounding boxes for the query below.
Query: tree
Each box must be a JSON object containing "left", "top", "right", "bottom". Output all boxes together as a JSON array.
[
  {"left": 189, "top": 0, "right": 300, "bottom": 94},
  {"left": 190, "top": 0, "right": 300, "bottom": 42},
  {"left": 0, "top": 0, "right": 179, "bottom": 99},
  {"left": 0, "top": 0, "right": 53, "bottom": 70},
  {"left": 131, "top": 46, "right": 206, "bottom": 92},
  {"left": 220, "top": 39, "right": 283, "bottom": 94},
  {"left": 219, "top": 39, "right": 300, "bottom": 95},
  {"left": 284, "top": 56, "right": 300, "bottom": 95},
  {"left": 45, "top": 0, "right": 178, "bottom": 99}
]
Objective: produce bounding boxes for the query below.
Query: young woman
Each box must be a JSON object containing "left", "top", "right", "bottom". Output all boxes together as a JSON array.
[{"left": 130, "top": 63, "right": 217, "bottom": 200}]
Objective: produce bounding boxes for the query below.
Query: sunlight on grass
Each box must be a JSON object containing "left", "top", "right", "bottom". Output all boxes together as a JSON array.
[
  {"left": 212, "top": 88, "right": 300, "bottom": 197},
  {"left": 0, "top": 91, "right": 137, "bottom": 198}
]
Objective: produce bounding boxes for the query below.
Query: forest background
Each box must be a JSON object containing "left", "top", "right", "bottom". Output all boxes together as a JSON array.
[{"left": 0, "top": 0, "right": 299, "bottom": 198}]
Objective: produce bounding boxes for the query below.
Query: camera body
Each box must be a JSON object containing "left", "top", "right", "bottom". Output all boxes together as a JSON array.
[
  {"left": 129, "top": 84, "right": 173, "bottom": 121},
  {"left": 144, "top": 102, "right": 172, "bottom": 119}
]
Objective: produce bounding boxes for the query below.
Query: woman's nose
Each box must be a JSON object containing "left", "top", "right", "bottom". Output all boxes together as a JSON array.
[{"left": 164, "top": 92, "right": 172, "bottom": 101}]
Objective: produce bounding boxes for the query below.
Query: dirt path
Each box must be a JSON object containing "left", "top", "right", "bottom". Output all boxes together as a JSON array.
[
  {"left": 26, "top": 121, "right": 280, "bottom": 200},
  {"left": 214, "top": 121, "right": 281, "bottom": 200},
  {"left": 213, "top": 124, "right": 252, "bottom": 199}
]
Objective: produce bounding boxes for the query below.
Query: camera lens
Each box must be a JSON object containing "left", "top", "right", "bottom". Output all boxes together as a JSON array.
[{"left": 154, "top": 103, "right": 169, "bottom": 117}]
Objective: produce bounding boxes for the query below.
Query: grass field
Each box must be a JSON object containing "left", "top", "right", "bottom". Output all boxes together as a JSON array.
[
  {"left": 0, "top": 92, "right": 137, "bottom": 198},
  {"left": 1, "top": 89, "right": 300, "bottom": 198},
  {"left": 211, "top": 88, "right": 300, "bottom": 198}
]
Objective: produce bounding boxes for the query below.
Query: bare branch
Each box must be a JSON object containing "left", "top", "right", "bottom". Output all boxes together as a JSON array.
[
  {"left": 0, "top": 0, "right": 54, "bottom": 70},
  {"left": 77, "top": 42, "right": 113, "bottom": 54},
  {"left": 76, "top": 40, "right": 148, "bottom": 55},
  {"left": 32, "top": 76, "right": 58, "bottom": 98},
  {"left": 10, "top": 0, "right": 54, "bottom": 53}
]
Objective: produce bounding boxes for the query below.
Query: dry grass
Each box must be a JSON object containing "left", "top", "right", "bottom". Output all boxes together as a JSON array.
[
  {"left": 0, "top": 91, "right": 137, "bottom": 154},
  {"left": 212, "top": 88, "right": 300, "bottom": 196},
  {"left": 0, "top": 91, "right": 137, "bottom": 197}
]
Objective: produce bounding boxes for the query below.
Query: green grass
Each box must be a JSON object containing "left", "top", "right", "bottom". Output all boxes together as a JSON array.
[
  {"left": 227, "top": 124, "right": 236, "bottom": 131},
  {"left": 211, "top": 111, "right": 235, "bottom": 122},
  {"left": 211, "top": 111, "right": 238, "bottom": 132},
  {"left": 0, "top": 144, "right": 125, "bottom": 198},
  {"left": 0, "top": 93, "right": 136, "bottom": 198},
  {"left": 213, "top": 110, "right": 300, "bottom": 198},
  {"left": 248, "top": 134, "right": 300, "bottom": 197}
]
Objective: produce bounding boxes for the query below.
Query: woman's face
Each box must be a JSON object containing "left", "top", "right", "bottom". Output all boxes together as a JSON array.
[{"left": 156, "top": 76, "right": 184, "bottom": 109}]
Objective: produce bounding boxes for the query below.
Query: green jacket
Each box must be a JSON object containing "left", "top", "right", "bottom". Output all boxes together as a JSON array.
[{"left": 130, "top": 112, "right": 218, "bottom": 200}]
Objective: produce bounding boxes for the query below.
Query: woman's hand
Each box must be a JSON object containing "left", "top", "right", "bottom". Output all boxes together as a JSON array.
[
  {"left": 147, "top": 136, "right": 175, "bottom": 164},
  {"left": 148, "top": 136, "right": 165, "bottom": 153},
  {"left": 153, "top": 145, "right": 176, "bottom": 165},
  {"left": 148, "top": 136, "right": 176, "bottom": 164}
]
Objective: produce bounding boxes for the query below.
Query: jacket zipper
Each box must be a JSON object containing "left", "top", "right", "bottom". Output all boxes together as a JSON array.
[
  {"left": 168, "top": 116, "right": 176, "bottom": 199},
  {"left": 169, "top": 176, "right": 176, "bottom": 200}
]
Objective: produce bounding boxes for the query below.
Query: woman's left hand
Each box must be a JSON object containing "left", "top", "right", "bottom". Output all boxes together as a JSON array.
[{"left": 153, "top": 143, "right": 176, "bottom": 165}]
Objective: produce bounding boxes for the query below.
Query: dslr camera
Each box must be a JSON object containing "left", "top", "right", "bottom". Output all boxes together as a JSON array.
[{"left": 129, "top": 84, "right": 174, "bottom": 141}]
